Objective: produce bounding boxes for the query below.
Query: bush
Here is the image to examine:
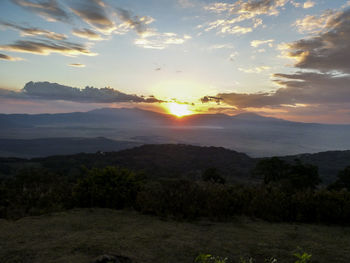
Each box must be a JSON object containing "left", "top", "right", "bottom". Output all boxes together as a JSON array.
[{"left": 73, "top": 166, "right": 143, "bottom": 209}]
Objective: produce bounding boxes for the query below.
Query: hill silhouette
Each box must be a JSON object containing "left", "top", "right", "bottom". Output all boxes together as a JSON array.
[{"left": 1, "top": 143, "right": 350, "bottom": 184}]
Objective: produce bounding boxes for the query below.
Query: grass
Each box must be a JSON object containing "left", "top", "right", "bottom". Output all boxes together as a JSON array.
[{"left": 0, "top": 209, "right": 350, "bottom": 263}]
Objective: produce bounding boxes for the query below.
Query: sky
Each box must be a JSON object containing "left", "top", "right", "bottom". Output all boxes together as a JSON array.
[{"left": 0, "top": 0, "right": 350, "bottom": 123}]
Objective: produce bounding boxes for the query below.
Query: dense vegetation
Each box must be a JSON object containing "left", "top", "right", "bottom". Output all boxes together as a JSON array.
[{"left": 1, "top": 152, "right": 350, "bottom": 225}]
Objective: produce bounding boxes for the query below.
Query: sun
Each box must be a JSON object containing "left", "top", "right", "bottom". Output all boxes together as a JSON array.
[{"left": 166, "top": 103, "right": 193, "bottom": 117}]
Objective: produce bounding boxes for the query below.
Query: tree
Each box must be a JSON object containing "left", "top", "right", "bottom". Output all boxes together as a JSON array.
[
  {"left": 202, "top": 168, "right": 225, "bottom": 184},
  {"left": 329, "top": 166, "right": 350, "bottom": 191},
  {"left": 253, "top": 157, "right": 290, "bottom": 184},
  {"left": 254, "top": 158, "right": 320, "bottom": 191},
  {"left": 73, "top": 166, "right": 143, "bottom": 209}
]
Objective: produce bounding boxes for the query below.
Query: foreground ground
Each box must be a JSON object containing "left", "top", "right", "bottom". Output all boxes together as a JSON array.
[{"left": 0, "top": 209, "right": 349, "bottom": 263}]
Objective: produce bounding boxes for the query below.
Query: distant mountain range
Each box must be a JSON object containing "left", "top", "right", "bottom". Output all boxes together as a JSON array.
[
  {"left": 1, "top": 107, "right": 350, "bottom": 157},
  {"left": 0, "top": 137, "right": 140, "bottom": 158}
]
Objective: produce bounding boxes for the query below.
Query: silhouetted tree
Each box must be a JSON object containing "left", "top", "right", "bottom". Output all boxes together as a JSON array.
[
  {"left": 202, "top": 168, "right": 225, "bottom": 184},
  {"left": 253, "top": 157, "right": 290, "bottom": 184},
  {"left": 73, "top": 166, "right": 143, "bottom": 209},
  {"left": 254, "top": 158, "right": 320, "bottom": 191},
  {"left": 329, "top": 166, "right": 350, "bottom": 191}
]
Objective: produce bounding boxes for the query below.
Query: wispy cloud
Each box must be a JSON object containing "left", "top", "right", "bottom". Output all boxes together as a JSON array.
[
  {"left": 0, "top": 21, "right": 67, "bottom": 40},
  {"left": 238, "top": 66, "right": 271, "bottom": 73},
  {"left": 12, "top": 0, "right": 69, "bottom": 22},
  {"left": 0, "top": 53, "right": 23, "bottom": 61},
  {"left": 251, "top": 39, "right": 274, "bottom": 48},
  {"left": 201, "top": 0, "right": 289, "bottom": 35},
  {"left": 293, "top": 9, "right": 339, "bottom": 34},
  {"left": 0, "top": 40, "right": 97, "bottom": 56},
  {"left": 114, "top": 8, "right": 154, "bottom": 35},
  {"left": 69, "top": 63, "right": 85, "bottom": 67},
  {"left": 70, "top": 0, "right": 116, "bottom": 34},
  {"left": 135, "top": 32, "right": 191, "bottom": 49},
  {"left": 72, "top": 28, "right": 103, "bottom": 40}
]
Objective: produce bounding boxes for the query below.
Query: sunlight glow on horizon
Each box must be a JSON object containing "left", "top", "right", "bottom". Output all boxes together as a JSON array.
[{"left": 166, "top": 102, "right": 193, "bottom": 117}]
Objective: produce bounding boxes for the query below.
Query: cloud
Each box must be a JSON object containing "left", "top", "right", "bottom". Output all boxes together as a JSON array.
[
  {"left": 202, "top": 0, "right": 289, "bottom": 34},
  {"left": 70, "top": 0, "right": 116, "bottom": 34},
  {"left": 286, "top": 9, "right": 350, "bottom": 73},
  {"left": 251, "top": 39, "right": 274, "bottom": 47},
  {"left": 114, "top": 8, "right": 154, "bottom": 35},
  {"left": 238, "top": 66, "right": 271, "bottom": 73},
  {"left": 208, "top": 44, "right": 235, "bottom": 50},
  {"left": 0, "top": 53, "right": 23, "bottom": 61},
  {"left": 69, "top": 63, "right": 85, "bottom": 67},
  {"left": 293, "top": 10, "right": 339, "bottom": 34},
  {"left": 202, "top": 72, "right": 350, "bottom": 110},
  {"left": 12, "top": 0, "right": 69, "bottom": 22},
  {"left": 204, "top": 0, "right": 289, "bottom": 15},
  {"left": 178, "top": 0, "right": 195, "bottom": 8},
  {"left": 201, "top": 6, "right": 350, "bottom": 122},
  {"left": 69, "top": 1, "right": 156, "bottom": 37},
  {"left": 0, "top": 81, "right": 164, "bottom": 104},
  {"left": 205, "top": 19, "right": 254, "bottom": 35},
  {"left": 134, "top": 32, "right": 191, "bottom": 49},
  {"left": 0, "top": 39, "right": 97, "bottom": 56},
  {"left": 303, "top": 0, "right": 315, "bottom": 9},
  {"left": 0, "top": 21, "right": 67, "bottom": 40},
  {"left": 72, "top": 28, "right": 103, "bottom": 40}
]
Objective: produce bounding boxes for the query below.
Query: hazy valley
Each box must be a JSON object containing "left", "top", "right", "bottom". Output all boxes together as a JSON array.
[{"left": 2, "top": 107, "right": 350, "bottom": 157}]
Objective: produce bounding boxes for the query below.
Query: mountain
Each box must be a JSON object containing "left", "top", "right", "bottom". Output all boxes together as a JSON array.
[
  {"left": 0, "top": 137, "right": 140, "bottom": 158},
  {"left": 1, "top": 107, "right": 350, "bottom": 157}
]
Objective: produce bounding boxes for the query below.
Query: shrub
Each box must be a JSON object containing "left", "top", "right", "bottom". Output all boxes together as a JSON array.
[{"left": 73, "top": 166, "right": 143, "bottom": 209}]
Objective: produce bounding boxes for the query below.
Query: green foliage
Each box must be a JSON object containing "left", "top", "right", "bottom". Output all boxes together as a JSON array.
[
  {"left": 293, "top": 249, "right": 312, "bottom": 263},
  {"left": 202, "top": 168, "right": 226, "bottom": 184},
  {"left": 136, "top": 179, "right": 205, "bottom": 219},
  {"left": 195, "top": 254, "right": 227, "bottom": 263},
  {"left": 1, "top": 160, "right": 350, "bottom": 225},
  {"left": 329, "top": 166, "right": 350, "bottom": 191},
  {"left": 1, "top": 167, "right": 71, "bottom": 218},
  {"left": 254, "top": 158, "right": 320, "bottom": 191},
  {"left": 73, "top": 166, "right": 143, "bottom": 209},
  {"left": 239, "top": 256, "right": 254, "bottom": 263},
  {"left": 264, "top": 257, "right": 278, "bottom": 263},
  {"left": 196, "top": 250, "right": 312, "bottom": 263}
]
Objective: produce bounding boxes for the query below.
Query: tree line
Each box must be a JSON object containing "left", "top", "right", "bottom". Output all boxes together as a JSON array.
[{"left": 1, "top": 157, "right": 350, "bottom": 224}]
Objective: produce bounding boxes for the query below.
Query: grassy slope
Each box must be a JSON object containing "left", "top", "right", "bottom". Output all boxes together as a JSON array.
[{"left": 0, "top": 209, "right": 350, "bottom": 263}]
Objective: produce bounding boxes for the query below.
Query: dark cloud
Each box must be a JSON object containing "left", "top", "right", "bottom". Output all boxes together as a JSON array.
[
  {"left": 12, "top": 0, "right": 69, "bottom": 22},
  {"left": 0, "top": 39, "right": 96, "bottom": 56},
  {"left": 115, "top": 8, "right": 154, "bottom": 35},
  {"left": 0, "top": 81, "right": 164, "bottom": 104},
  {"left": 203, "top": 6, "right": 350, "bottom": 121},
  {"left": 201, "top": 96, "right": 223, "bottom": 104},
  {"left": 72, "top": 28, "right": 103, "bottom": 40},
  {"left": 285, "top": 9, "right": 350, "bottom": 73},
  {"left": 208, "top": 72, "right": 350, "bottom": 109},
  {"left": 0, "top": 53, "right": 22, "bottom": 61},
  {"left": 0, "top": 21, "right": 67, "bottom": 40},
  {"left": 70, "top": 0, "right": 115, "bottom": 34}
]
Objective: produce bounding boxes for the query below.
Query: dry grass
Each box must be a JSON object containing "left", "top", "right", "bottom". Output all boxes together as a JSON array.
[{"left": 0, "top": 209, "right": 350, "bottom": 263}]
